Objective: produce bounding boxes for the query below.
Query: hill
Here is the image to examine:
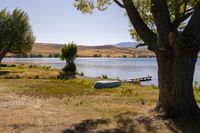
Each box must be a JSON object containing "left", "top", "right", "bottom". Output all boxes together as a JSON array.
[
  {"left": 115, "top": 41, "right": 138, "bottom": 48},
  {"left": 30, "top": 43, "right": 155, "bottom": 58}
]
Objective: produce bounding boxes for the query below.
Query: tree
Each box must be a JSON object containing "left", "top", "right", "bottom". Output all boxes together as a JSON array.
[
  {"left": 0, "top": 9, "right": 35, "bottom": 64},
  {"left": 74, "top": 0, "right": 200, "bottom": 117},
  {"left": 61, "top": 42, "right": 77, "bottom": 75}
]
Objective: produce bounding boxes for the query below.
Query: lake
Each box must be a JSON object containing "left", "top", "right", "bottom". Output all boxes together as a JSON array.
[{"left": 2, "top": 58, "right": 200, "bottom": 85}]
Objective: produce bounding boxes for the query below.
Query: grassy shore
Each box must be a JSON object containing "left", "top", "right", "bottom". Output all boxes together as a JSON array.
[{"left": 1, "top": 65, "right": 200, "bottom": 132}]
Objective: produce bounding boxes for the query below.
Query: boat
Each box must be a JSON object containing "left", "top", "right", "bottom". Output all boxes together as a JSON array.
[{"left": 93, "top": 80, "right": 121, "bottom": 89}]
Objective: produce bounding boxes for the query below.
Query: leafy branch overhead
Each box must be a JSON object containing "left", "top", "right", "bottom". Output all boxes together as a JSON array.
[{"left": 74, "top": 0, "right": 200, "bottom": 51}]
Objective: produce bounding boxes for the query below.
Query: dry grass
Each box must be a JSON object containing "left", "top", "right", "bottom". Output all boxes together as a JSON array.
[{"left": 1, "top": 65, "right": 200, "bottom": 132}]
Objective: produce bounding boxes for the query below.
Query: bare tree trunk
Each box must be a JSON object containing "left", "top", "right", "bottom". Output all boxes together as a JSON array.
[
  {"left": 0, "top": 44, "right": 12, "bottom": 64},
  {"left": 155, "top": 40, "right": 200, "bottom": 117},
  {"left": 0, "top": 51, "right": 7, "bottom": 64}
]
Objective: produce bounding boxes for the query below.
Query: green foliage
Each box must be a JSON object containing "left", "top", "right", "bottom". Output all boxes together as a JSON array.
[
  {"left": 74, "top": 0, "right": 111, "bottom": 14},
  {"left": 0, "top": 9, "right": 35, "bottom": 62},
  {"left": 62, "top": 62, "right": 77, "bottom": 75},
  {"left": 74, "top": 0, "right": 199, "bottom": 41},
  {"left": 194, "top": 81, "right": 200, "bottom": 92},
  {"left": 60, "top": 42, "right": 77, "bottom": 76},
  {"left": 61, "top": 42, "right": 77, "bottom": 62}
]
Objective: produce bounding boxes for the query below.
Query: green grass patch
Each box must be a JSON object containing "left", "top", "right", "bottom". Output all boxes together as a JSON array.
[
  {"left": 0, "top": 66, "right": 25, "bottom": 73},
  {"left": 0, "top": 78, "right": 96, "bottom": 97}
]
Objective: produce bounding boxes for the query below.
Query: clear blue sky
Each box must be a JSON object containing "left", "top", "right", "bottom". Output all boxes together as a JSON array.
[{"left": 0, "top": 0, "right": 132, "bottom": 45}]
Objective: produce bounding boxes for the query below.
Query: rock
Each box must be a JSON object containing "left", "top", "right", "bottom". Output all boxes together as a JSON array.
[{"left": 93, "top": 80, "right": 121, "bottom": 89}]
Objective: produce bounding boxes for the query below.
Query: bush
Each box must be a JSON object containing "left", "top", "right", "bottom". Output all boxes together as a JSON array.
[
  {"left": 8, "top": 64, "right": 16, "bottom": 67},
  {"left": 101, "top": 74, "right": 108, "bottom": 79},
  {"left": 34, "top": 76, "right": 40, "bottom": 79},
  {"left": 93, "top": 54, "right": 102, "bottom": 57},
  {"left": 53, "top": 53, "right": 60, "bottom": 58},
  {"left": 48, "top": 54, "right": 53, "bottom": 58},
  {"left": 122, "top": 55, "right": 127, "bottom": 58},
  {"left": 62, "top": 62, "right": 76, "bottom": 75}
]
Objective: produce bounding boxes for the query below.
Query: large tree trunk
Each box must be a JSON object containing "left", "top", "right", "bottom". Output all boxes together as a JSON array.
[
  {"left": 155, "top": 38, "right": 200, "bottom": 117},
  {"left": 0, "top": 51, "right": 7, "bottom": 64},
  {"left": 0, "top": 44, "right": 12, "bottom": 64}
]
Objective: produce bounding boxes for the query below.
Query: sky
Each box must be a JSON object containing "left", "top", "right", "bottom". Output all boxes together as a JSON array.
[{"left": 0, "top": 0, "right": 132, "bottom": 45}]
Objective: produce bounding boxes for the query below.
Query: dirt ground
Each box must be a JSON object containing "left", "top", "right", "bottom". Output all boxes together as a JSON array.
[
  {"left": 1, "top": 84, "right": 200, "bottom": 133},
  {"left": 0, "top": 90, "right": 157, "bottom": 133}
]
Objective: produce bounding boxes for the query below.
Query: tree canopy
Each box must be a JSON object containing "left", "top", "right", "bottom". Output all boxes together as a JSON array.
[
  {"left": 61, "top": 42, "right": 77, "bottom": 62},
  {"left": 0, "top": 9, "right": 35, "bottom": 63},
  {"left": 74, "top": 0, "right": 199, "bottom": 46}
]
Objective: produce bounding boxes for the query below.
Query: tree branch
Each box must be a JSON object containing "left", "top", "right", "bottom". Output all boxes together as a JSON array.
[
  {"left": 113, "top": 0, "right": 125, "bottom": 8},
  {"left": 181, "top": 2, "right": 200, "bottom": 52},
  {"left": 173, "top": 11, "right": 194, "bottom": 28},
  {"left": 135, "top": 43, "right": 164, "bottom": 53},
  {"left": 151, "top": 0, "right": 173, "bottom": 54},
  {"left": 122, "top": 0, "right": 157, "bottom": 48},
  {"left": 183, "top": 2, "right": 200, "bottom": 38},
  {"left": 136, "top": 43, "right": 146, "bottom": 48}
]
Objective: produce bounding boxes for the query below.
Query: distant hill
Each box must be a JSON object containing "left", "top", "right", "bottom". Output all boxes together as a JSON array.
[
  {"left": 115, "top": 42, "right": 138, "bottom": 48},
  {"left": 25, "top": 42, "right": 155, "bottom": 58}
]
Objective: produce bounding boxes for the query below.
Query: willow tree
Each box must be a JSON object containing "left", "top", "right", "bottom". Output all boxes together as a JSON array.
[
  {"left": 74, "top": 0, "right": 200, "bottom": 117},
  {"left": 0, "top": 9, "right": 35, "bottom": 63}
]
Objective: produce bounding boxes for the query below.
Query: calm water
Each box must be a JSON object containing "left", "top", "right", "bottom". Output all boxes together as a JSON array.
[{"left": 2, "top": 58, "right": 200, "bottom": 85}]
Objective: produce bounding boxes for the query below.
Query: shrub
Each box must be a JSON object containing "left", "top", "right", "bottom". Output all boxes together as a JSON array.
[
  {"left": 60, "top": 42, "right": 77, "bottom": 77},
  {"left": 8, "top": 64, "right": 16, "bottom": 67},
  {"left": 53, "top": 53, "right": 60, "bottom": 58},
  {"left": 107, "top": 55, "right": 110, "bottom": 58},
  {"left": 122, "top": 55, "right": 127, "bottom": 58},
  {"left": 34, "top": 76, "right": 40, "bottom": 79},
  {"left": 62, "top": 62, "right": 76, "bottom": 75},
  {"left": 93, "top": 54, "right": 102, "bottom": 57},
  {"left": 101, "top": 74, "right": 108, "bottom": 79}
]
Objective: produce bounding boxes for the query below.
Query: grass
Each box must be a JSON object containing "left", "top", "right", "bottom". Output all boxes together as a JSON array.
[
  {"left": 1, "top": 65, "right": 200, "bottom": 132},
  {"left": 0, "top": 64, "right": 59, "bottom": 79}
]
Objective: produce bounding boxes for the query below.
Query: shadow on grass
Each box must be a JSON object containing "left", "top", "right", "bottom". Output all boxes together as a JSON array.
[
  {"left": 0, "top": 70, "right": 10, "bottom": 75},
  {"left": 62, "top": 111, "right": 200, "bottom": 133},
  {"left": 164, "top": 116, "right": 200, "bottom": 133},
  {"left": 62, "top": 112, "right": 157, "bottom": 133}
]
